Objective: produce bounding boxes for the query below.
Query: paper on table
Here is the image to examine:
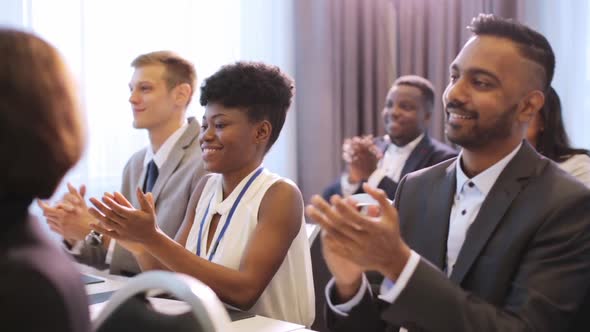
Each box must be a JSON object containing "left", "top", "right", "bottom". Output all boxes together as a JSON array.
[{"left": 82, "top": 273, "right": 105, "bottom": 285}]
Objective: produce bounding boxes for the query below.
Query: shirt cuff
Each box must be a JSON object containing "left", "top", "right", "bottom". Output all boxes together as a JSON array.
[
  {"left": 340, "top": 174, "right": 361, "bottom": 197},
  {"left": 367, "top": 168, "right": 388, "bottom": 189},
  {"left": 325, "top": 274, "right": 372, "bottom": 317},
  {"left": 377, "top": 250, "right": 421, "bottom": 303},
  {"left": 63, "top": 239, "right": 84, "bottom": 255}
]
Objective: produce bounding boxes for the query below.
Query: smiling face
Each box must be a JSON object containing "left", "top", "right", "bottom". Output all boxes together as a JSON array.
[
  {"left": 128, "top": 64, "right": 181, "bottom": 131},
  {"left": 199, "top": 103, "right": 268, "bottom": 175},
  {"left": 443, "top": 35, "right": 542, "bottom": 151},
  {"left": 382, "top": 84, "right": 430, "bottom": 146}
]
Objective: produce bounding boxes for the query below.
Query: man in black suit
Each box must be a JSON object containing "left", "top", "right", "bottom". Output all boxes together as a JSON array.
[
  {"left": 307, "top": 14, "right": 590, "bottom": 332},
  {"left": 0, "top": 29, "right": 90, "bottom": 331},
  {"left": 323, "top": 75, "right": 456, "bottom": 200}
]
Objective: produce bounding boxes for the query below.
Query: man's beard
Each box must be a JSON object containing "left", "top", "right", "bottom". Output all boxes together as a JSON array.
[{"left": 445, "top": 103, "right": 518, "bottom": 150}]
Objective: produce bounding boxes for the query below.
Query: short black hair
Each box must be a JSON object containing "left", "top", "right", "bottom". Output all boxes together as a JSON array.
[
  {"left": 393, "top": 75, "right": 435, "bottom": 113},
  {"left": 468, "top": 14, "right": 555, "bottom": 89},
  {"left": 200, "top": 62, "right": 294, "bottom": 152}
]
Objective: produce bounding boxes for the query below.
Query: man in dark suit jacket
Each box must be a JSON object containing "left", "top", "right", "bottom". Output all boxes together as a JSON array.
[
  {"left": 307, "top": 14, "right": 590, "bottom": 331},
  {"left": 0, "top": 28, "right": 90, "bottom": 332},
  {"left": 322, "top": 75, "right": 456, "bottom": 201}
]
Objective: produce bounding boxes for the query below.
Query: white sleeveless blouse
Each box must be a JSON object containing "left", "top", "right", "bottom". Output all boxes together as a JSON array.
[{"left": 185, "top": 167, "right": 315, "bottom": 326}]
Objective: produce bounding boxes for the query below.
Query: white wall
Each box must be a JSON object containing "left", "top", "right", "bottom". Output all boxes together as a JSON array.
[
  {"left": 1, "top": 0, "right": 299, "bottom": 194},
  {"left": 0, "top": 0, "right": 25, "bottom": 27},
  {"left": 239, "top": 0, "right": 298, "bottom": 182}
]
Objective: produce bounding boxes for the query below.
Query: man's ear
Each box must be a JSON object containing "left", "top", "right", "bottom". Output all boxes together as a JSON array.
[
  {"left": 519, "top": 90, "right": 545, "bottom": 123},
  {"left": 256, "top": 120, "right": 272, "bottom": 144},
  {"left": 423, "top": 110, "right": 432, "bottom": 122},
  {"left": 174, "top": 83, "right": 192, "bottom": 107}
]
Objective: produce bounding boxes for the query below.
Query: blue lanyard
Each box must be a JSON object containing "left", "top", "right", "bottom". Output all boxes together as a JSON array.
[{"left": 196, "top": 167, "right": 264, "bottom": 261}]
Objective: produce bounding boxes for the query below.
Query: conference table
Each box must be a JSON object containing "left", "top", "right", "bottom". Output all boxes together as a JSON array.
[{"left": 83, "top": 266, "right": 315, "bottom": 332}]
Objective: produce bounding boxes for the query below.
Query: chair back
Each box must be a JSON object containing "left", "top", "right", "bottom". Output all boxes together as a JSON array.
[
  {"left": 306, "top": 223, "right": 321, "bottom": 247},
  {"left": 93, "top": 271, "right": 232, "bottom": 332}
]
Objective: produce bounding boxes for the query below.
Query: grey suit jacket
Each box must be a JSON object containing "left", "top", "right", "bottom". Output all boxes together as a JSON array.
[
  {"left": 327, "top": 142, "right": 590, "bottom": 332},
  {"left": 79, "top": 117, "right": 205, "bottom": 275}
]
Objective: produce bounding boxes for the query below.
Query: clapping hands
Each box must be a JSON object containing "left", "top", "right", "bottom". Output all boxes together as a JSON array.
[
  {"left": 88, "top": 188, "right": 160, "bottom": 254},
  {"left": 342, "top": 135, "right": 383, "bottom": 182},
  {"left": 38, "top": 183, "right": 93, "bottom": 243}
]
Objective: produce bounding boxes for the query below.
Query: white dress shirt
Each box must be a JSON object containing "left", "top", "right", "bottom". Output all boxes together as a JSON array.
[
  {"left": 104, "top": 122, "right": 188, "bottom": 264},
  {"left": 327, "top": 142, "right": 523, "bottom": 328},
  {"left": 340, "top": 134, "right": 424, "bottom": 197}
]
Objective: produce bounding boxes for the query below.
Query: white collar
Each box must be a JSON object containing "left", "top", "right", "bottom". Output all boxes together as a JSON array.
[
  {"left": 387, "top": 133, "right": 424, "bottom": 154},
  {"left": 455, "top": 142, "right": 522, "bottom": 196},
  {"left": 144, "top": 122, "right": 188, "bottom": 168}
]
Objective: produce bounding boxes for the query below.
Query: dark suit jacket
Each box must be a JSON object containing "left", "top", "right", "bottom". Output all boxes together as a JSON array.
[
  {"left": 322, "top": 135, "right": 456, "bottom": 200},
  {"left": 76, "top": 117, "right": 206, "bottom": 276},
  {"left": 0, "top": 197, "right": 90, "bottom": 332},
  {"left": 326, "top": 142, "right": 590, "bottom": 332}
]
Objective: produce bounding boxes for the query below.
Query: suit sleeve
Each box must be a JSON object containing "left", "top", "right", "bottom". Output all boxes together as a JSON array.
[
  {"left": 75, "top": 244, "right": 109, "bottom": 269},
  {"left": 325, "top": 286, "right": 390, "bottom": 332},
  {"left": 323, "top": 176, "right": 412, "bottom": 332},
  {"left": 380, "top": 194, "right": 590, "bottom": 331}
]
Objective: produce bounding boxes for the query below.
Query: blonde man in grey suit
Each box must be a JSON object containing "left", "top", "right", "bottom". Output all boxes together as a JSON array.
[{"left": 39, "top": 51, "right": 206, "bottom": 276}]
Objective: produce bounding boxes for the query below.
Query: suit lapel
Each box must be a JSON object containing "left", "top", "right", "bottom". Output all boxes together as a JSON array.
[
  {"left": 450, "top": 142, "right": 541, "bottom": 284},
  {"left": 150, "top": 118, "right": 199, "bottom": 202},
  {"left": 401, "top": 135, "right": 432, "bottom": 178},
  {"left": 412, "top": 162, "right": 456, "bottom": 270},
  {"left": 134, "top": 150, "right": 148, "bottom": 194}
]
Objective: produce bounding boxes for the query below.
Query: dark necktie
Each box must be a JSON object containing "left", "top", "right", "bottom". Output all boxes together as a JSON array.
[{"left": 143, "top": 160, "right": 159, "bottom": 193}]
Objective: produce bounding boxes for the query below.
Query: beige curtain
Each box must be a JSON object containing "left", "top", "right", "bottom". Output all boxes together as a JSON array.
[
  {"left": 293, "top": 0, "right": 397, "bottom": 203},
  {"left": 395, "top": 0, "right": 519, "bottom": 141}
]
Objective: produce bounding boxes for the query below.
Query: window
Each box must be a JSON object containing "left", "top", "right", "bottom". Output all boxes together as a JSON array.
[{"left": 25, "top": 0, "right": 242, "bottom": 199}]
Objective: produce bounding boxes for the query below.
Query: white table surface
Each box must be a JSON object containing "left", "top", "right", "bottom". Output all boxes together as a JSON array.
[{"left": 80, "top": 264, "right": 313, "bottom": 332}]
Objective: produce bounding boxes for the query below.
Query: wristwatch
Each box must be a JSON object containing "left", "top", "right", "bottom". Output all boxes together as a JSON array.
[{"left": 85, "top": 230, "right": 103, "bottom": 246}]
